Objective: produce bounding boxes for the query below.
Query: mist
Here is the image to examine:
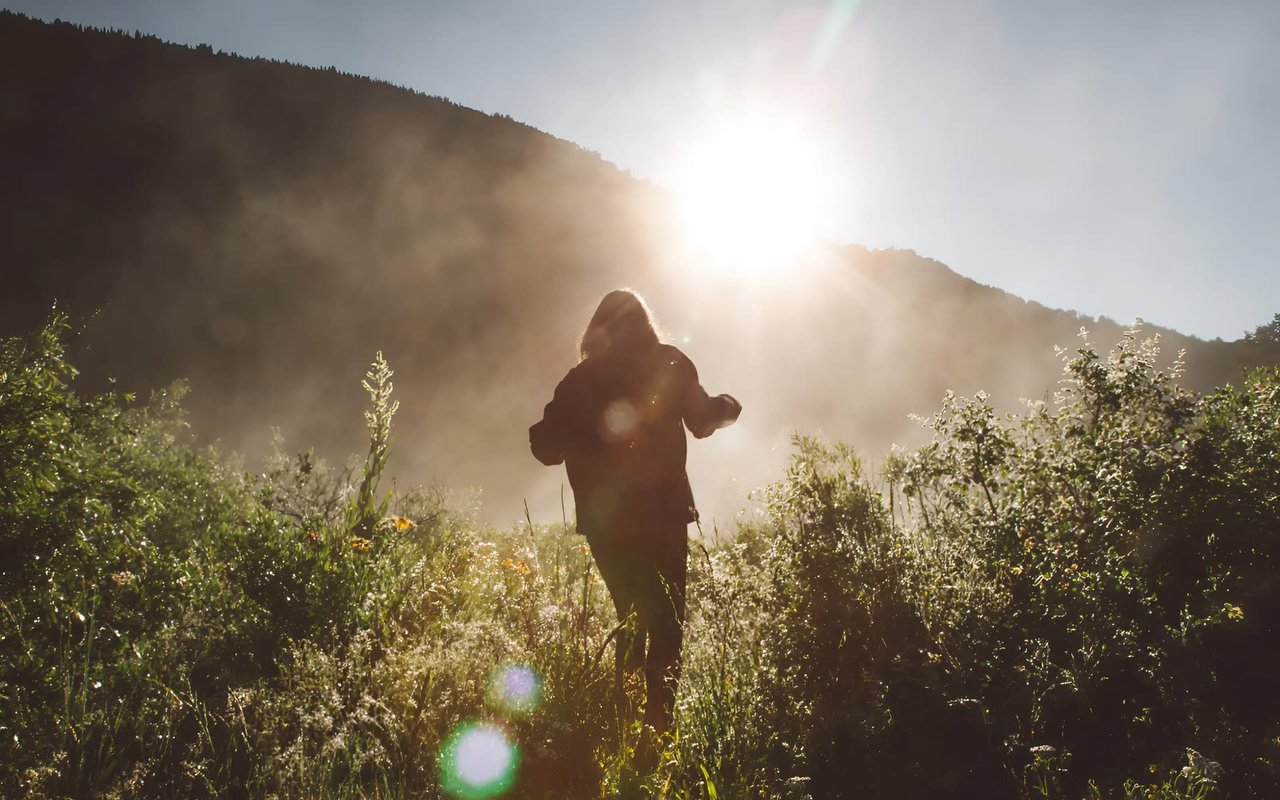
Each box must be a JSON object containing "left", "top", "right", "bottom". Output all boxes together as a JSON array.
[{"left": 3, "top": 12, "right": 1274, "bottom": 533}]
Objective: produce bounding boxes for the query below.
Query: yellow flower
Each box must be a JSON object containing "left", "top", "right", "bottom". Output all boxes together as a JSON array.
[
  {"left": 351, "top": 537, "right": 374, "bottom": 552},
  {"left": 502, "top": 558, "right": 533, "bottom": 576},
  {"left": 380, "top": 516, "right": 417, "bottom": 533}
]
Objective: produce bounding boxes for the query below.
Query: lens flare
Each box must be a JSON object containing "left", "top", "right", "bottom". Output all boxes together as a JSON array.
[
  {"left": 601, "top": 399, "right": 638, "bottom": 441},
  {"left": 488, "top": 663, "right": 542, "bottom": 716},
  {"left": 439, "top": 722, "right": 517, "bottom": 800}
]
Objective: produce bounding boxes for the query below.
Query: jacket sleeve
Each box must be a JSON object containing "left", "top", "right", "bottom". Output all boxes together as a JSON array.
[
  {"left": 678, "top": 352, "right": 742, "bottom": 439},
  {"left": 529, "top": 374, "right": 571, "bottom": 465}
]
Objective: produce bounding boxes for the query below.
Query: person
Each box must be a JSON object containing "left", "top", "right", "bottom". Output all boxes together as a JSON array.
[{"left": 529, "top": 289, "right": 741, "bottom": 737}]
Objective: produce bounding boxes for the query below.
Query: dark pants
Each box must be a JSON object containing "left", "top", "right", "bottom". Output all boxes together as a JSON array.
[{"left": 588, "top": 521, "right": 688, "bottom": 734}]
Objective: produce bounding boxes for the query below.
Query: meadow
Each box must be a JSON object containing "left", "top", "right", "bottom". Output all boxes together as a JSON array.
[{"left": 2, "top": 315, "right": 1277, "bottom": 799}]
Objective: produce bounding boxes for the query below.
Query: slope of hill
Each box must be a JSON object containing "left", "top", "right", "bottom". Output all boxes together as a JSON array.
[{"left": 2, "top": 11, "right": 1274, "bottom": 526}]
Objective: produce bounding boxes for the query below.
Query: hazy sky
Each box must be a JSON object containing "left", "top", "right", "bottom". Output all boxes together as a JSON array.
[{"left": 8, "top": 0, "right": 1278, "bottom": 340}]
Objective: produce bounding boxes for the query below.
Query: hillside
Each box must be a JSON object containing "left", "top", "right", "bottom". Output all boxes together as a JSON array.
[{"left": 2, "top": 11, "right": 1275, "bottom": 527}]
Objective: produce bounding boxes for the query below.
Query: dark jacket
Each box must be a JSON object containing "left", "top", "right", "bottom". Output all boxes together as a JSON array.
[{"left": 530, "top": 343, "right": 740, "bottom": 538}]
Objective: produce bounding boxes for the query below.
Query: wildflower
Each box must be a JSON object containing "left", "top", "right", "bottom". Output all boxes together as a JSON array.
[
  {"left": 111, "top": 571, "right": 135, "bottom": 586},
  {"left": 501, "top": 558, "right": 533, "bottom": 576},
  {"left": 306, "top": 530, "right": 320, "bottom": 544},
  {"left": 1186, "top": 748, "right": 1221, "bottom": 779},
  {"left": 382, "top": 516, "right": 416, "bottom": 533},
  {"left": 351, "top": 537, "right": 374, "bottom": 552}
]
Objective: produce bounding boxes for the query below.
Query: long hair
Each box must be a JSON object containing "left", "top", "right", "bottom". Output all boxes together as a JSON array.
[{"left": 579, "top": 289, "right": 661, "bottom": 361}]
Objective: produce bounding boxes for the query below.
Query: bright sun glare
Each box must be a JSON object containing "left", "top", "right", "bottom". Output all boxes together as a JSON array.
[{"left": 670, "top": 112, "right": 831, "bottom": 274}]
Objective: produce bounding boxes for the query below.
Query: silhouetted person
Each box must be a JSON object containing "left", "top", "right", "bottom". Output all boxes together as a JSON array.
[{"left": 529, "top": 289, "right": 740, "bottom": 737}]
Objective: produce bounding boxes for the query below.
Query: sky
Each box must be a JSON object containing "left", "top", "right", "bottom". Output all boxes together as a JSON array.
[{"left": 7, "top": 0, "right": 1278, "bottom": 340}]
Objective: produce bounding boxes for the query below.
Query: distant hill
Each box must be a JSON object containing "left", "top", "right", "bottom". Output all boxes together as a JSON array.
[{"left": 2, "top": 11, "right": 1275, "bottom": 527}]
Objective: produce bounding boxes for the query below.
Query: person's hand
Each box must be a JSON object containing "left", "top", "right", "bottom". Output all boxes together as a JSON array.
[{"left": 719, "top": 394, "right": 742, "bottom": 426}]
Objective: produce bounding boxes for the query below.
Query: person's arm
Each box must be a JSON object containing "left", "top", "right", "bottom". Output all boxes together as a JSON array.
[
  {"left": 678, "top": 353, "right": 741, "bottom": 439},
  {"left": 529, "top": 374, "right": 572, "bottom": 465}
]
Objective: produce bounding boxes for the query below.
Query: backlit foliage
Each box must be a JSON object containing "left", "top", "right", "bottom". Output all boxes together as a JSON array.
[{"left": 2, "top": 318, "right": 1277, "bottom": 798}]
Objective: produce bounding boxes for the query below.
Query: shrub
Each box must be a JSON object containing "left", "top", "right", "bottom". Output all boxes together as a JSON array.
[
  {"left": 663, "top": 329, "right": 1278, "bottom": 799},
  {"left": 3, "top": 317, "right": 1277, "bottom": 798}
]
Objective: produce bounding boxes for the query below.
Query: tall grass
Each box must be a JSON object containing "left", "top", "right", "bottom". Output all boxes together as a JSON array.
[{"left": 2, "top": 318, "right": 1277, "bottom": 798}]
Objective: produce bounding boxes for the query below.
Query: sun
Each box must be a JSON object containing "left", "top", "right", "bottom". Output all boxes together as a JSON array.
[{"left": 668, "top": 112, "right": 832, "bottom": 274}]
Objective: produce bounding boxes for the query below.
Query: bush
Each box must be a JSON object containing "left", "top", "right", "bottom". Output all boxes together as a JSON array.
[
  {"left": 1, "top": 317, "right": 625, "bottom": 798},
  {"left": 661, "top": 329, "right": 1278, "bottom": 800},
  {"left": 3, "top": 318, "right": 1277, "bottom": 798}
]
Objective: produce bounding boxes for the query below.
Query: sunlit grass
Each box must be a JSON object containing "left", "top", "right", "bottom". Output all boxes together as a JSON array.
[{"left": 3, "top": 316, "right": 1276, "bottom": 798}]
